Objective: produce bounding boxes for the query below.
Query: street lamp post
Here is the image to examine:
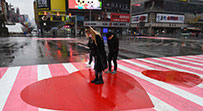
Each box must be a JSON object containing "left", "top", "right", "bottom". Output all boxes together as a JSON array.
[
  {"left": 68, "top": 13, "right": 77, "bottom": 36},
  {"left": 90, "top": 9, "right": 92, "bottom": 24},
  {"left": 71, "top": 15, "right": 77, "bottom": 37},
  {"left": 74, "top": 15, "right": 77, "bottom": 37}
]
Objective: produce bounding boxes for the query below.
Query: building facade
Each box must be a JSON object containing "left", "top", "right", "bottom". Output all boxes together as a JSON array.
[
  {"left": 34, "top": 0, "right": 131, "bottom": 36},
  {"left": 131, "top": 0, "right": 203, "bottom": 36},
  {"left": 34, "top": 0, "right": 66, "bottom": 32}
]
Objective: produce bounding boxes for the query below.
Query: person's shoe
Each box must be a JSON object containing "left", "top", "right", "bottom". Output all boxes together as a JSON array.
[
  {"left": 111, "top": 70, "right": 117, "bottom": 74},
  {"left": 86, "top": 64, "right": 91, "bottom": 68},
  {"left": 91, "top": 78, "right": 98, "bottom": 83},
  {"left": 105, "top": 70, "right": 112, "bottom": 73},
  {"left": 95, "top": 79, "right": 104, "bottom": 84}
]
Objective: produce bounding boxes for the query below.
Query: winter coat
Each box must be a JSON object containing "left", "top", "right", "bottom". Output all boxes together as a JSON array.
[
  {"left": 107, "top": 35, "right": 119, "bottom": 54},
  {"left": 87, "top": 37, "right": 95, "bottom": 55},
  {"left": 93, "top": 35, "right": 107, "bottom": 72}
]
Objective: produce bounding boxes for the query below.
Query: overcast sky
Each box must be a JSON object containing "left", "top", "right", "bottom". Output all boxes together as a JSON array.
[{"left": 7, "top": 0, "right": 34, "bottom": 19}]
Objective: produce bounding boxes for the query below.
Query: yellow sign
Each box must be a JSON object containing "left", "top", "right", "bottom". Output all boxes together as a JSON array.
[{"left": 51, "top": 0, "right": 66, "bottom": 12}]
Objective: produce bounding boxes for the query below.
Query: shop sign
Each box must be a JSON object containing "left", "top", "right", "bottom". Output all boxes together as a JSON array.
[
  {"left": 37, "top": 0, "right": 50, "bottom": 10},
  {"left": 103, "top": 0, "right": 130, "bottom": 13},
  {"left": 132, "top": 14, "right": 148, "bottom": 23},
  {"left": 84, "top": 21, "right": 129, "bottom": 27},
  {"left": 156, "top": 13, "right": 185, "bottom": 23},
  {"left": 111, "top": 13, "right": 130, "bottom": 22}
]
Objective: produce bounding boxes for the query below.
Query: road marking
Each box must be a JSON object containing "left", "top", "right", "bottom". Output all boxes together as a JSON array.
[
  {"left": 3, "top": 66, "right": 38, "bottom": 111},
  {"left": 121, "top": 59, "right": 203, "bottom": 96},
  {"left": 118, "top": 64, "right": 203, "bottom": 107},
  {"left": 0, "top": 67, "right": 20, "bottom": 111},
  {"left": 37, "top": 65, "right": 52, "bottom": 81},
  {"left": 154, "top": 58, "right": 203, "bottom": 71},
  {"left": 167, "top": 57, "right": 203, "bottom": 66},
  {"left": 37, "top": 65, "right": 54, "bottom": 111},
  {"left": 138, "top": 58, "right": 203, "bottom": 78},
  {"left": 63, "top": 63, "right": 79, "bottom": 73},
  {"left": 149, "top": 94, "right": 178, "bottom": 111}
]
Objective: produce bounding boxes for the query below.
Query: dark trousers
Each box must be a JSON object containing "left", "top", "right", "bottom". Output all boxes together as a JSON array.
[
  {"left": 88, "top": 52, "right": 93, "bottom": 64},
  {"left": 108, "top": 52, "right": 118, "bottom": 71}
]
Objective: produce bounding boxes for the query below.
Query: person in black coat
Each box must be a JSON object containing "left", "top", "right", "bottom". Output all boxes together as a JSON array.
[
  {"left": 105, "top": 32, "right": 119, "bottom": 74},
  {"left": 85, "top": 29, "right": 94, "bottom": 67},
  {"left": 88, "top": 27, "right": 107, "bottom": 84}
]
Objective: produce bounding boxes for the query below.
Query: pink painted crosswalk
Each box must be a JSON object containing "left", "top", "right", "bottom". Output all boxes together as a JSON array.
[{"left": 0, "top": 55, "right": 203, "bottom": 111}]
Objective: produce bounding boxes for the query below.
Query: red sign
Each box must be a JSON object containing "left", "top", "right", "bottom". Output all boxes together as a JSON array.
[{"left": 111, "top": 13, "right": 130, "bottom": 22}]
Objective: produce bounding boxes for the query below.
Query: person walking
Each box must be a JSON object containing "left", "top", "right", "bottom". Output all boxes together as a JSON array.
[
  {"left": 85, "top": 29, "right": 94, "bottom": 67},
  {"left": 105, "top": 32, "right": 119, "bottom": 74},
  {"left": 88, "top": 27, "right": 107, "bottom": 84}
]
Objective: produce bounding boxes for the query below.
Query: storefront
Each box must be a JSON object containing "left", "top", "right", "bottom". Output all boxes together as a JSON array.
[
  {"left": 83, "top": 12, "right": 130, "bottom": 37},
  {"left": 131, "top": 13, "right": 185, "bottom": 36},
  {"left": 84, "top": 21, "right": 130, "bottom": 37}
]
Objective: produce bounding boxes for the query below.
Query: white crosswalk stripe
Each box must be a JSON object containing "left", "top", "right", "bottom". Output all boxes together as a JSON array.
[
  {"left": 154, "top": 58, "right": 203, "bottom": 71},
  {"left": 118, "top": 65, "right": 179, "bottom": 111},
  {"left": 37, "top": 65, "right": 55, "bottom": 111},
  {"left": 118, "top": 64, "right": 203, "bottom": 106},
  {"left": 0, "top": 67, "right": 20, "bottom": 111},
  {"left": 63, "top": 63, "right": 79, "bottom": 73},
  {"left": 122, "top": 59, "right": 203, "bottom": 89},
  {"left": 0, "top": 55, "right": 203, "bottom": 111},
  {"left": 138, "top": 59, "right": 203, "bottom": 78},
  {"left": 165, "top": 57, "right": 203, "bottom": 66},
  {"left": 149, "top": 94, "right": 178, "bottom": 111},
  {"left": 188, "top": 55, "right": 203, "bottom": 60},
  {"left": 197, "top": 83, "right": 203, "bottom": 88},
  {"left": 177, "top": 56, "right": 203, "bottom": 63}
]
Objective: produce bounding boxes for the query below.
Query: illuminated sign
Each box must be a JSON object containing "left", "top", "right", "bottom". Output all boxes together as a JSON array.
[
  {"left": 156, "top": 13, "right": 185, "bottom": 23},
  {"left": 37, "top": 0, "right": 50, "bottom": 10},
  {"left": 102, "top": 0, "right": 130, "bottom": 13},
  {"left": 51, "top": 0, "right": 66, "bottom": 12},
  {"left": 68, "top": 0, "right": 102, "bottom": 10},
  {"left": 111, "top": 13, "right": 130, "bottom": 22},
  {"left": 84, "top": 21, "right": 130, "bottom": 27},
  {"left": 131, "top": 14, "right": 148, "bottom": 23}
]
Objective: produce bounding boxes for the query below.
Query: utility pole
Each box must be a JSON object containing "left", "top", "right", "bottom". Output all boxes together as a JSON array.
[{"left": 90, "top": 9, "right": 92, "bottom": 24}]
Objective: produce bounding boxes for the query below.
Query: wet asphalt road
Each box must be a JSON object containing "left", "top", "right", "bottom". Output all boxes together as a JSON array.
[{"left": 0, "top": 36, "right": 203, "bottom": 67}]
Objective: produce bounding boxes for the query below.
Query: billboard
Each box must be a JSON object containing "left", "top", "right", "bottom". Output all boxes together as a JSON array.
[
  {"left": 68, "top": 0, "right": 102, "bottom": 10},
  {"left": 84, "top": 21, "right": 130, "bottom": 27},
  {"left": 111, "top": 13, "right": 130, "bottom": 22},
  {"left": 51, "top": 0, "right": 66, "bottom": 12},
  {"left": 103, "top": 0, "right": 130, "bottom": 13},
  {"left": 37, "top": 0, "right": 50, "bottom": 10},
  {"left": 131, "top": 14, "right": 148, "bottom": 23},
  {"left": 156, "top": 13, "right": 185, "bottom": 23}
]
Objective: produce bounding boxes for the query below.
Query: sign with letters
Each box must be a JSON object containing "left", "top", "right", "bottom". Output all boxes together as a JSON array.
[
  {"left": 132, "top": 14, "right": 148, "bottom": 23},
  {"left": 156, "top": 13, "right": 185, "bottom": 23},
  {"left": 37, "top": 0, "right": 50, "bottom": 10},
  {"left": 84, "top": 21, "right": 129, "bottom": 27}
]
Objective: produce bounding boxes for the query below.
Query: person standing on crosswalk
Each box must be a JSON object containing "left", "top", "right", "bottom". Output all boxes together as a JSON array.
[
  {"left": 105, "top": 32, "right": 119, "bottom": 74},
  {"left": 88, "top": 27, "right": 107, "bottom": 84}
]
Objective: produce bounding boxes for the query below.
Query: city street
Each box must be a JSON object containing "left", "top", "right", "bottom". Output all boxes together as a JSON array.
[
  {"left": 1, "top": 0, "right": 203, "bottom": 110},
  {"left": 0, "top": 36, "right": 203, "bottom": 110},
  {"left": 0, "top": 36, "right": 203, "bottom": 67}
]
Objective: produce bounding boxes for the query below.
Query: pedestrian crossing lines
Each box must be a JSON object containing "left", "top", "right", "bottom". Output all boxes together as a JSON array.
[
  {"left": 0, "top": 55, "right": 203, "bottom": 111},
  {"left": 130, "top": 41, "right": 203, "bottom": 49}
]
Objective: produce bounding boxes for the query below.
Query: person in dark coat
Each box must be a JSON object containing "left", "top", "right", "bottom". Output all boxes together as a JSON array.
[
  {"left": 105, "top": 32, "right": 119, "bottom": 74},
  {"left": 85, "top": 29, "right": 94, "bottom": 67},
  {"left": 88, "top": 27, "right": 107, "bottom": 84}
]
